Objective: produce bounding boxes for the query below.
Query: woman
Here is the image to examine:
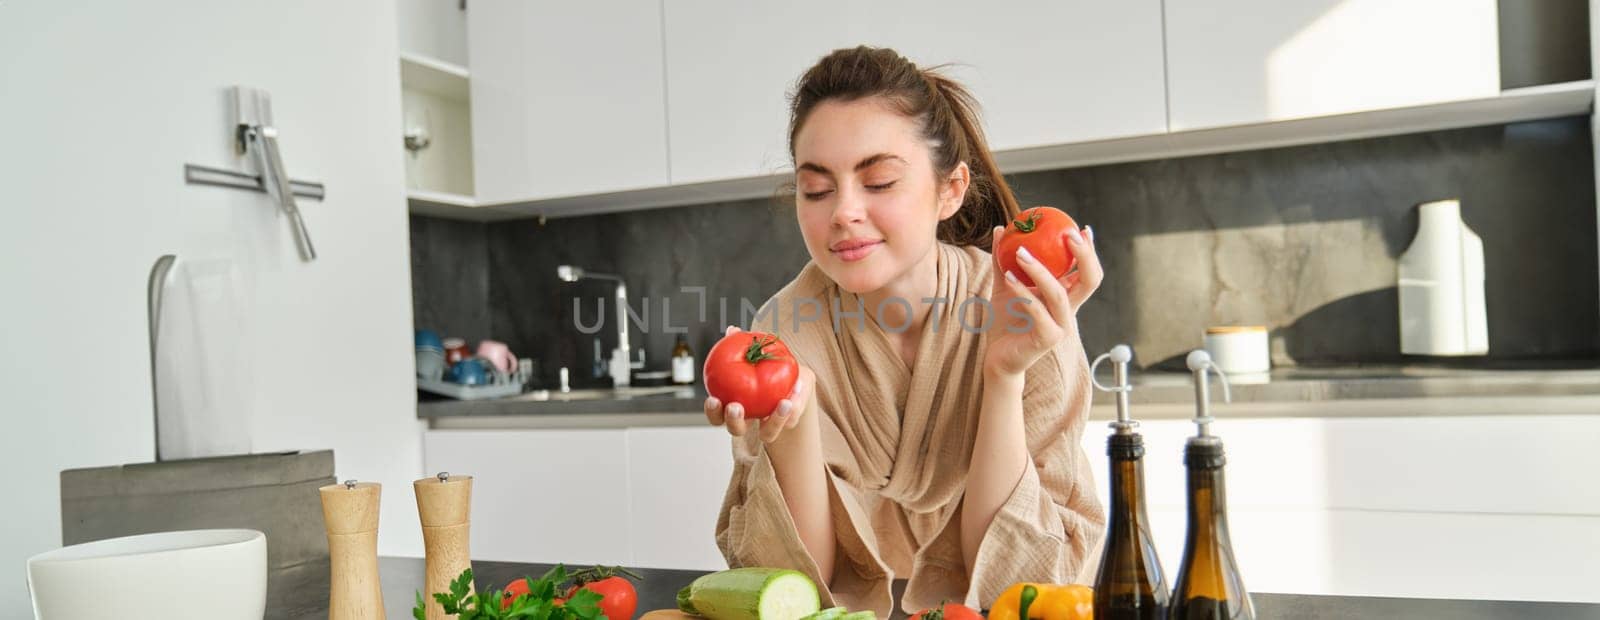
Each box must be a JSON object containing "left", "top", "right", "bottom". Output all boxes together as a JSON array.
[{"left": 705, "top": 46, "right": 1105, "bottom": 616}]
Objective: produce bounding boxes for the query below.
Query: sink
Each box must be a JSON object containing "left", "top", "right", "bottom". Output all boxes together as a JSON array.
[{"left": 518, "top": 385, "right": 695, "bottom": 402}]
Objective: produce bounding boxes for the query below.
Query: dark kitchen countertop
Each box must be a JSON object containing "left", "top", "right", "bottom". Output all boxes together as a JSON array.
[
  {"left": 1126, "top": 360, "right": 1600, "bottom": 404},
  {"left": 269, "top": 557, "right": 1600, "bottom": 620},
  {"left": 418, "top": 383, "right": 708, "bottom": 428},
  {"left": 418, "top": 362, "right": 1600, "bottom": 426}
]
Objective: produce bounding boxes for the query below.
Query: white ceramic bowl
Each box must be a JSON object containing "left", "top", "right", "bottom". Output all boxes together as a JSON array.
[{"left": 28, "top": 529, "right": 267, "bottom": 620}]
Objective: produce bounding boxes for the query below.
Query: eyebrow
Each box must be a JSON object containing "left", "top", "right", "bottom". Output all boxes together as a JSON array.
[{"left": 797, "top": 153, "right": 907, "bottom": 175}]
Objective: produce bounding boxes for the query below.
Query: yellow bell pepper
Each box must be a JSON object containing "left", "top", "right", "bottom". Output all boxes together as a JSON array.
[{"left": 987, "top": 582, "right": 1094, "bottom": 620}]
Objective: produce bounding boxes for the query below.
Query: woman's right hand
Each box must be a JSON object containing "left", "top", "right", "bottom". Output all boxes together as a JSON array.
[{"left": 704, "top": 327, "right": 817, "bottom": 444}]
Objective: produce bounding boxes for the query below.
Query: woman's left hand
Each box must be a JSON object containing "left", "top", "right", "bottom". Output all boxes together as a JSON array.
[{"left": 983, "top": 222, "right": 1102, "bottom": 377}]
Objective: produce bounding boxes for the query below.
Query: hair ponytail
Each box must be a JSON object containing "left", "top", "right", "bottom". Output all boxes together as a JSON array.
[
  {"left": 921, "top": 71, "right": 1020, "bottom": 250},
  {"left": 787, "top": 46, "right": 1021, "bottom": 251}
]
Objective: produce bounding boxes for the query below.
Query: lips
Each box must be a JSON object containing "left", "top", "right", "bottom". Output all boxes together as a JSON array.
[{"left": 829, "top": 238, "right": 882, "bottom": 262}]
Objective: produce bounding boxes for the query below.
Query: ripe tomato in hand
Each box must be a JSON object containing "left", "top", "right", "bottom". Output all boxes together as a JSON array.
[
  {"left": 911, "top": 602, "right": 985, "bottom": 620},
  {"left": 703, "top": 330, "right": 799, "bottom": 420},
  {"left": 568, "top": 575, "right": 638, "bottom": 620},
  {"left": 996, "top": 206, "right": 1078, "bottom": 288}
]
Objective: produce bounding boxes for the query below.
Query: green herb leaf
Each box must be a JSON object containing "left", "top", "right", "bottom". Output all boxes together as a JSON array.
[
  {"left": 509, "top": 599, "right": 556, "bottom": 620},
  {"left": 414, "top": 591, "right": 428, "bottom": 620},
  {"left": 452, "top": 568, "right": 476, "bottom": 601},
  {"left": 437, "top": 591, "right": 461, "bottom": 615},
  {"left": 478, "top": 588, "right": 505, "bottom": 620},
  {"left": 562, "top": 588, "right": 605, "bottom": 620}
]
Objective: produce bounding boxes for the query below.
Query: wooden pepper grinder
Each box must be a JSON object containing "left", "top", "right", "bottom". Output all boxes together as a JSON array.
[
  {"left": 415, "top": 472, "right": 473, "bottom": 620},
  {"left": 319, "top": 479, "right": 385, "bottom": 620}
]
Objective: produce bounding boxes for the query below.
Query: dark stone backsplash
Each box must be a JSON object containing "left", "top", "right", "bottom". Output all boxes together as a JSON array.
[
  {"left": 410, "top": 215, "right": 491, "bottom": 346},
  {"left": 411, "top": 116, "right": 1600, "bottom": 383}
]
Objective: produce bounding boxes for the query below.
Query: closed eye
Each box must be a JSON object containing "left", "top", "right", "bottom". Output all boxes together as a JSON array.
[
  {"left": 866, "top": 181, "right": 896, "bottom": 191},
  {"left": 802, "top": 189, "right": 833, "bottom": 200}
]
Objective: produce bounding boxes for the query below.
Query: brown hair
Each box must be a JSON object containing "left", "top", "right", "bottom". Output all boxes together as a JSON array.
[{"left": 786, "top": 45, "right": 1020, "bottom": 250}]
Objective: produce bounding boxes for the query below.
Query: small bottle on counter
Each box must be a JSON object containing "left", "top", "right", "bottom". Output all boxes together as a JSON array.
[
  {"left": 672, "top": 336, "right": 696, "bottom": 385},
  {"left": 1090, "top": 344, "right": 1169, "bottom": 619},
  {"left": 1170, "top": 350, "right": 1255, "bottom": 620}
]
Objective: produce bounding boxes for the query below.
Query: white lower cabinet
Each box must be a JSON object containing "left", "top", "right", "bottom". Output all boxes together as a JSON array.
[
  {"left": 423, "top": 428, "right": 634, "bottom": 567},
  {"left": 1085, "top": 414, "right": 1600, "bottom": 603},
  {"left": 626, "top": 427, "right": 736, "bottom": 571},
  {"left": 423, "top": 425, "right": 734, "bottom": 570}
]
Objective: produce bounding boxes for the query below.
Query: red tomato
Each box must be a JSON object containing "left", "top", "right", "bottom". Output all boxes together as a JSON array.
[
  {"left": 568, "top": 575, "right": 638, "bottom": 620},
  {"left": 703, "top": 330, "right": 799, "bottom": 419},
  {"left": 501, "top": 578, "right": 531, "bottom": 611},
  {"left": 911, "top": 602, "right": 985, "bottom": 620},
  {"left": 995, "top": 206, "right": 1078, "bottom": 288}
]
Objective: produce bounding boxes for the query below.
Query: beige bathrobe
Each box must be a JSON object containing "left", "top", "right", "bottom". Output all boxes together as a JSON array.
[{"left": 715, "top": 242, "right": 1105, "bottom": 617}]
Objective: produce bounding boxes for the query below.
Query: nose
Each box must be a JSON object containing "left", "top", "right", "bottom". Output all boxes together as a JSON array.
[{"left": 831, "top": 187, "right": 867, "bottom": 228}]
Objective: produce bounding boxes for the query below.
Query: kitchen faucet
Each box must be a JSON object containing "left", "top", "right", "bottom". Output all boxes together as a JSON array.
[{"left": 557, "top": 265, "right": 643, "bottom": 387}]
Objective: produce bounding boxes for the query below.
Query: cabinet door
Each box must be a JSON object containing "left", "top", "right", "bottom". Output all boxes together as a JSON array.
[
  {"left": 625, "top": 427, "right": 735, "bottom": 571},
  {"left": 856, "top": 0, "right": 1167, "bottom": 152},
  {"left": 1164, "top": 0, "right": 1500, "bottom": 131},
  {"left": 663, "top": 1, "right": 1167, "bottom": 185},
  {"left": 423, "top": 429, "right": 632, "bottom": 566},
  {"left": 661, "top": 2, "right": 856, "bottom": 185},
  {"left": 468, "top": 0, "right": 670, "bottom": 202}
]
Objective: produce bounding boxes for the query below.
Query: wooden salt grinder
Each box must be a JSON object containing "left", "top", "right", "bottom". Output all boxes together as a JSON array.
[
  {"left": 319, "top": 480, "right": 384, "bottom": 620},
  {"left": 415, "top": 472, "right": 474, "bottom": 620}
]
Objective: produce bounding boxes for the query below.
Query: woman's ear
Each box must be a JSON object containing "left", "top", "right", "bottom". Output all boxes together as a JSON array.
[{"left": 937, "top": 161, "right": 971, "bottom": 220}]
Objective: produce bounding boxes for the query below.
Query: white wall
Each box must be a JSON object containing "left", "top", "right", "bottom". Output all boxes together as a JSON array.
[{"left": 0, "top": 1, "right": 424, "bottom": 613}]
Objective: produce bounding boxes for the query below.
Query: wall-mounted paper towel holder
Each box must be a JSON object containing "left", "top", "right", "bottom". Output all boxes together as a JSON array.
[{"left": 183, "top": 86, "right": 322, "bottom": 262}]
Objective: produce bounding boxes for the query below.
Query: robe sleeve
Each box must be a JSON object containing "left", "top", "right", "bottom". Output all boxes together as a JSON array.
[
  {"left": 960, "top": 333, "right": 1107, "bottom": 609},
  {"left": 714, "top": 421, "right": 897, "bottom": 617}
]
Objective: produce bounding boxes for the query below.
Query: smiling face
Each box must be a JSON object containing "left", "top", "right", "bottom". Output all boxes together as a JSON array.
[{"left": 792, "top": 97, "right": 968, "bottom": 296}]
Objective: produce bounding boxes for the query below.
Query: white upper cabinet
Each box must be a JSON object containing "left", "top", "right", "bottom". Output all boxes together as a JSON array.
[
  {"left": 397, "top": 0, "right": 469, "bottom": 67},
  {"left": 855, "top": 1, "right": 1168, "bottom": 152},
  {"left": 660, "top": 3, "right": 856, "bottom": 185},
  {"left": 662, "top": 1, "right": 1168, "bottom": 185},
  {"left": 1164, "top": 0, "right": 1501, "bottom": 131},
  {"left": 468, "top": 0, "right": 670, "bottom": 202}
]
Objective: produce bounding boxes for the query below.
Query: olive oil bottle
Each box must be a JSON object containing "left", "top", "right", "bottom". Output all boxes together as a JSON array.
[
  {"left": 1170, "top": 350, "right": 1255, "bottom": 620},
  {"left": 1090, "top": 345, "right": 1170, "bottom": 619}
]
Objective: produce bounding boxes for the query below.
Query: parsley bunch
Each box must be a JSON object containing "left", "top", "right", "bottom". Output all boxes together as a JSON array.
[{"left": 414, "top": 565, "right": 606, "bottom": 620}]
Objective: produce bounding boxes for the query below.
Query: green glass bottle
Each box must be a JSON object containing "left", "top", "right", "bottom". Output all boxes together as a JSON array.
[
  {"left": 1170, "top": 350, "right": 1254, "bottom": 620},
  {"left": 1090, "top": 345, "right": 1168, "bottom": 619}
]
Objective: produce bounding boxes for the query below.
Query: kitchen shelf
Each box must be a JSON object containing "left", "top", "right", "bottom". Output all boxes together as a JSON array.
[
  {"left": 399, "top": 52, "right": 469, "bottom": 101},
  {"left": 412, "top": 79, "right": 1595, "bottom": 222},
  {"left": 406, "top": 189, "right": 504, "bottom": 220}
]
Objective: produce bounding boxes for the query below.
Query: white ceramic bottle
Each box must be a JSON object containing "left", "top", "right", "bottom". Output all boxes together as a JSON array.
[{"left": 1397, "top": 199, "right": 1489, "bottom": 356}]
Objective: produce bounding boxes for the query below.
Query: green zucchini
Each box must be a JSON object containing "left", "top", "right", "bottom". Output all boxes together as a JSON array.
[
  {"left": 837, "top": 612, "right": 875, "bottom": 620},
  {"left": 677, "top": 568, "right": 821, "bottom": 620}
]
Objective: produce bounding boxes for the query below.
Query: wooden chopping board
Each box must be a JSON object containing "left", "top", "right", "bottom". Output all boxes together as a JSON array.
[
  {"left": 639, "top": 610, "right": 698, "bottom": 620},
  {"left": 639, "top": 610, "right": 699, "bottom": 620}
]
